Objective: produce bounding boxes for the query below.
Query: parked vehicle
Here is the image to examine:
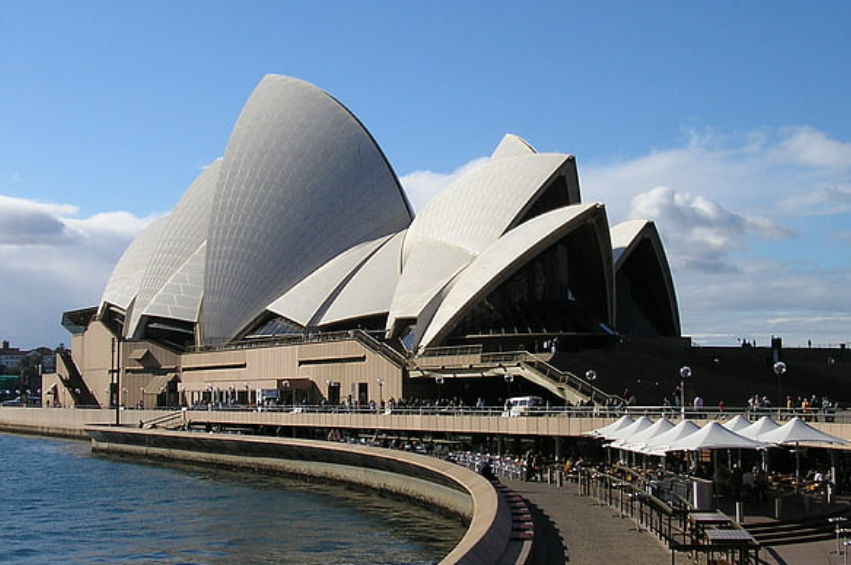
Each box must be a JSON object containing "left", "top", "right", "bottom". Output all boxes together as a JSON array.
[{"left": 502, "top": 396, "right": 544, "bottom": 417}]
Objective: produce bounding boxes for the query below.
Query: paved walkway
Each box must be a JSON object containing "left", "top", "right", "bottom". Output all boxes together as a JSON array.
[
  {"left": 507, "top": 479, "right": 671, "bottom": 565},
  {"left": 507, "top": 478, "right": 850, "bottom": 565}
]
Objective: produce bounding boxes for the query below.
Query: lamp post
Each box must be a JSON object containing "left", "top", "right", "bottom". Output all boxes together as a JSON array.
[
  {"left": 282, "top": 380, "right": 291, "bottom": 406},
  {"left": 504, "top": 373, "right": 514, "bottom": 399},
  {"left": 585, "top": 370, "right": 597, "bottom": 407},
  {"left": 679, "top": 366, "right": 692, "bottom": 418},
  {"left": 376, "top": 378, "right": 384, "bottom": 411},
  {"left": 774, "top": 361, "right": 787, "bottom": 412},
  {"left": 435, "top": 375, "right": 444, "bottom": 405},
  {"left": 110, "top": 336, "right": 123, "bottom": 425}
]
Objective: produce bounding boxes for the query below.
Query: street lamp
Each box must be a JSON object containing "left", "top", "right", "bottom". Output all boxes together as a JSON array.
[
  {"left": 282, "top": 380, "right": 291, "bottom": 406},
  {"left": 376, "top": 378, "right": 384, "bottom": 409},
  {"left": 504, "top": 373, "right": 514, "bottom": 399},
  {"left": 585, "top": 370, "right": 597, "bottom": 406},
  {"left": 435, "top": 375, "right": 444, "bottom": 405},
  {"left": 774, "top": 361, "right": 787, "bottom": 410},
  {"left": 679, "top": 366, "right": 692, "bottom": 418}
]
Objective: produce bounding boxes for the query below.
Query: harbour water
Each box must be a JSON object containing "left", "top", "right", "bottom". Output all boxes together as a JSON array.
[{"left": 0, "top": 432, "right": 463, "bottom": 565}]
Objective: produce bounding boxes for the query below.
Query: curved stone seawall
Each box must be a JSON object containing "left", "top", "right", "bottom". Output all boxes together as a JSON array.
[
  {"left": 0, "top": 407, "right": 158, "bottom": 438},
  {"left": 85, "top": 426, "right": 518, "bottom": 565}
]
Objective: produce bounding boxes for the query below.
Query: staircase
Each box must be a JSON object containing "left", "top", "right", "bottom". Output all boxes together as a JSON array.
[
  {"left": 56, "top": 350, "right": 101, "bottom": 407},
  {"left": 517, "top": 354, "right": 622, "bottom": 406},
  {"left": 141, "top": 411, "right": 186, "bottom": 430},
  {"left": 744, "top": 509, "right": 851, "bottom": 546},
  {"left": 414, "top": 347, "right": 624, "bottom": 406}
]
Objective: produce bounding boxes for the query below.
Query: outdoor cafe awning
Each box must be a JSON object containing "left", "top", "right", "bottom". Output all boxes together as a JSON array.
[
  {"left": 590, "top": 418, "right": 767, "bottom": 455},
  {"left": 664, "top": 422, "right": 768, "bottom": 452},
  {"left": 757, "top": 417, "right": 849, "bottom": 446},
  {"left": 610, "top": 418, "right": 675, "bottom": 452},
  {"left": 584, "top": 415, "right": 634, "bottom": 439}
]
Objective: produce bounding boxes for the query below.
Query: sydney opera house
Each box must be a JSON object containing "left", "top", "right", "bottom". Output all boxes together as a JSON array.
[{"left": 46, "top": 75, "right": 680, "bottom": 411}]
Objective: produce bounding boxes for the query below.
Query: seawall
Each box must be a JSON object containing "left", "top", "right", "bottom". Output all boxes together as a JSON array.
[
  {"left": 85, "top": 425, "right": 521, "bottom": 565},
  {"left": 0, "top": 408, "right": 531, "bottom": 564},
  {"left": 0, "top": 407, "right": 161, "bottom": 438}
]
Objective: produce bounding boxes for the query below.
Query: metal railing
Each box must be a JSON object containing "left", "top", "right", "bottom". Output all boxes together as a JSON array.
[{"left": 175, "top": 402, "right": 851, "bottom": 423}]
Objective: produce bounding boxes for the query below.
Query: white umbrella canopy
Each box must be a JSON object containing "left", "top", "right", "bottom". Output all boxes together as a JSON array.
[
  {"left": 756, "top": 417, "right": 848, "bottom": 491},
  {"left": 606, "top": 416, "right": 654, "bottom": 442},
  {"left": 757, "top": 417, "right": 849, "bottom": 446},
  {"left": 586, "top": 415, "right": 634, "bottom": 439},
  {"left": 662, "top": 422, "right": 767, "bottom": 452},
  {"left": 612, "top": 418, "right": 675, "bottom": 452},
  {"left": 645, "top": 419, "right": 702, "bottom": 456},
  {"left": 721, "top": 414, "right": 752, "bottom": 433},
  {"left": 739, "top": 416, "right": 781, "bottom": 440}
]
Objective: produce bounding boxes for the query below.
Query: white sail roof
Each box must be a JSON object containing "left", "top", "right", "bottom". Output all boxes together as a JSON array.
[
  {"left": 757, "top": 417, "right": 849, "bottom": 445},
  {"left": 587, "top": 415, "right": 635, "bottom": 439},
  {"left": 662, "top": 422, "right": 767, "bottom": 452},
  {"left": 418, "top": 203, "right": 611, "bottom": 348}
]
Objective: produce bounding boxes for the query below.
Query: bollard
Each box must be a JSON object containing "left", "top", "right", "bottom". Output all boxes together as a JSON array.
[
  {"left": 830, "top": 517, "right": 848, "bottom": 554},
  {"left": 774, "top": 498, "right": 783, "bottom": 520},
  {"left": 735, "top": 501, "right": 744, "bottom": 524},
  {"left": 557, "top": 470, "right": 564, "bottom": 487}
]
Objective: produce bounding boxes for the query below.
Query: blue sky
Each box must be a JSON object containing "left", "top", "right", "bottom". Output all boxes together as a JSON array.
[{"left": 1, "top": 1, "right": 849, "bottom": 350}]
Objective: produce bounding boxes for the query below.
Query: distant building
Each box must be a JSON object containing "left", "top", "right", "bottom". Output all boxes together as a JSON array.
[
  {"left": 0, "top": 341, "right": 26, "bottom": 372},
  {"left": 48, "top": 75, "right": 680, "bottom": 410}
]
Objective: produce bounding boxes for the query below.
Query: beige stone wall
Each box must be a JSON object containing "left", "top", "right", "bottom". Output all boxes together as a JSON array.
[{"left": 53, "top": 321, "right": 405, "bottom": 409}]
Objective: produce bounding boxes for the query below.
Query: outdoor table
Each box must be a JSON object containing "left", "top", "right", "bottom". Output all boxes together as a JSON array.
[
  {"left": 705, "top": 529, "right": 756, "bottom": 544},
  {"left": 704, "top": 528, "right": 760, "bottom": 564},
  {"left": 689, "top": 511, "right": 733, "bottom": 530},
  {"left": 688, "top": 511, "right": 734, "bottom": 546}
]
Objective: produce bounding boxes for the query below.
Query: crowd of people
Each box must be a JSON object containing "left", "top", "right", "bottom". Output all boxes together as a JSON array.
[
  {"left": 449, "top": 450, "right": 557, "bottom": 482},
  {"left": 743, "top": 393, "right": 838, "bottom": 421}
]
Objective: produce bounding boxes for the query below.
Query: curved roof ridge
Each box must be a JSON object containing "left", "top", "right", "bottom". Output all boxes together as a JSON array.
[
  {"left": 100, "top": 216, "right": 167, "bottom": 316},
  {"left": 610, "top": 219, "right": 680, "bottom": 336},
  {"left": 490, "top": 133, "right": 537, "bottom": 160},
  {"left": 126, "top": 159, "right": 220, "bottom": 337},
  {"left": 318, "top": 231, "right": 407, "bottom": 327},
  {"left": 138, "top": 241, "right": 207, "bottom": 326},
  {"left": 402, "top": 152, "right": 573, "bottom": 264},
  {"left": 201, "top": 75, "right": 413, "bottom": 344},
  {"left": 266, "top": 234, "right": 395, "bottom": 327},
  {"left": 418, "top": 203, "right": 612, "bottom": 348}
]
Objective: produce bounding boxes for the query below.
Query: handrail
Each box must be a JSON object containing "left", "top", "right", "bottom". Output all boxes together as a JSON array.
[
  {"left": 56, "top": 350, "right": 101, "bottom": 407},
  {"left": 519, "top": 352, "right": 623, "bottom": 406},
  {"left": 140, "top": 410, "right": 186, "bottom": 429},
  {"left": 349, "top": 329, "right": 408, "bottom": 367},
  {"left": 479, "top": 350, "right": 623, "bottom": 407},
  {"left": 419, "top": 344, "right": 484, "bottom": 358}
]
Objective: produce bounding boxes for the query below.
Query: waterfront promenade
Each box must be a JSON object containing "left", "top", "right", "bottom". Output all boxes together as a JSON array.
[
  {"left": 5, "top": 407, "right": 851, "bottom": 564},
  {"left": 511, "top": 477, "right": 851, "bottom": 565},
  {"left": 510, "top": 479, "right": 670, "bottom": 565}
]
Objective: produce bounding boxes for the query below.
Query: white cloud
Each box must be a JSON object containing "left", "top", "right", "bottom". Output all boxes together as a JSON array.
[
  {"left": 769, "top": 126, "right": 851, "bottom": 170},
  {"left": 0, "top": 195, "right": 156, "bottom": 348},
  {"left": 627, "top": 186, "right": 791, "bottom": 273},
  {"left": 400, "top": 157, "right": 489, "bottom": 212}
]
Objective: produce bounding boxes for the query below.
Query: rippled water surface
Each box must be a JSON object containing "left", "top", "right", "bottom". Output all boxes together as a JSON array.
[{"left": 0, "top": 432, "right": 463, "bottom": 565}]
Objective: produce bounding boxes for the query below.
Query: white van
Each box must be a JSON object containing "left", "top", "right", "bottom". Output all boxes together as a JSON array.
[{"left": 502, "top": 396, "right": 544, "bottom": 417}]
